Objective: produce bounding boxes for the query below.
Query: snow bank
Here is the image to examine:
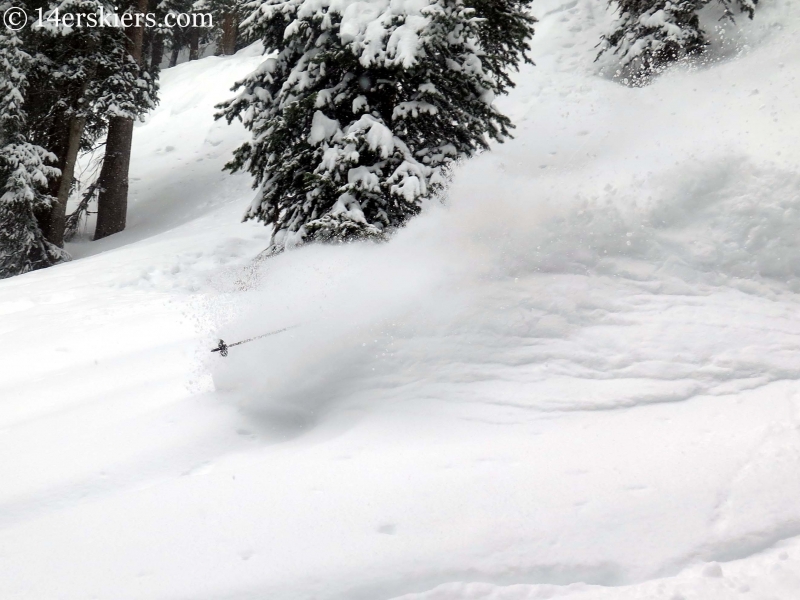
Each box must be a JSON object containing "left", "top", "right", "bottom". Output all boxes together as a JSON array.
[{"left": 389, "top": 543, "right": 800, "bottom": 600}]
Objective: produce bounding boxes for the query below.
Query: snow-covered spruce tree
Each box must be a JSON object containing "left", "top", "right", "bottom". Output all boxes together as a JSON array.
[
  {"left": 718, "top": 0, "right": 757, "bottom": 20},
  {"left": 23, "top": 0, "right": 157, "bottom": 246},
  {"left": 599, "top": 0, "right": 706, "bottom": 83},
  {"left": 218, "top": 0, "right": 535, "bottom": 251},
  {"left": 0, "top": 11, "right": 65, "bottom": 279},
  {"left": 91, "top": 0, "right": 160, "bottom": 240},
  {"left": 468, "top": 1, "right": 537, "bottom": 91},
  {"left": 193, "top": 0, "right": 244, "bottom": 55},
  {"left": 599, "top": 0, "right": 757, "bottom": 84}
]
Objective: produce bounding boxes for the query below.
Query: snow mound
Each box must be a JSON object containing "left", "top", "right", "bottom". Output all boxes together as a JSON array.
[{"left": 388, "top": 541, "right": 800, "bottom": 600}]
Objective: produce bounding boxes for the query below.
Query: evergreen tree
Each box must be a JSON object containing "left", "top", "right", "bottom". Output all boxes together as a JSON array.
[
  {"left": 468, "top": 0, "right": 537, "bottom": 91},
  {"left": 599, "top": 0, "right": 706, "bottom": 82},
  {"left": 11, "top": 0, "right": 159, "bottom": 246},
  {"left": 24, "top": 0, "right": 156, "bottom": 246},
  {"left": 719, "top": 0, "right": 757, "bottom": 19},
  {"left": 218, "top": 0, "right": 535, "bottom": 252},
  {"left": 193, "top": 0, "right": 243, "bottom": 55},
  {"left": 161, "top": 0, "right": 214, "bottom": 64},
  {"left": 600, "top": 0, "right": 758, "bottom": 83},
  {"left": 145, "top": 0, "right": 172, "bottom": 70},
  {"left": 0, "top": 0, "right": 159, "bottom": 274},
  {"left": 160, "top": 0, "right": 194, "bottom": 66},
  {"left": 0, "top": 8, "right": 66, "bottom": 278},
  {"left": 93, "top": 0, "right": 160, "bottom": 240}
]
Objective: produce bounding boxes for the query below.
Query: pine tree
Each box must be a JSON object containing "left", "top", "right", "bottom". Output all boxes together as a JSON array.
[
  {"left": 0, "top": 0, "right": 159, "bottom": 274},
  {"left": 719, "top": 0, "right": 757, "bottom": 19},
  {"left": 160, "top": 0, "right": 214, "bottom": 63},
  {"left": 93, "top": 0, "right": 160, "bottom": 240},
  {"left": 15, "top": 0, "right": 158, "bottom": 245},
  {"left": 599, "top": 0, "right": 705, "bottom": 82},
  {"left": 599, "top": 0, "right": 758, "bottom": 83},
  {"left": 0, "top": 8, "right": 66, "bottom": 279},
  {"left": 467, "top": 0, "right": 537, "bottom": 91},
  {"left": 193, "top": 0, "right": 243, "bottom": 55},
  {"left": 159, "top": 0, "right": 194, "bottom": 66},
  {"left": 218, "top": 0, "right": 535, "bottom": 252}
]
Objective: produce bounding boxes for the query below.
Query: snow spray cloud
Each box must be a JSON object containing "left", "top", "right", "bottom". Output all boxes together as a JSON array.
[{"left": 3, "top": 5, "right": 213, "bottom": 31}]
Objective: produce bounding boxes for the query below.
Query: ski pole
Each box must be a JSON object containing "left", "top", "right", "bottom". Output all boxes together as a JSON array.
[{"left": 211, "top": 325, "right": 295, "bottom": 357}]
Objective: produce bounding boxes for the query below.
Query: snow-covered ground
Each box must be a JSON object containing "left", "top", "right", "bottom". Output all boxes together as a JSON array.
[{"left": 3, "top": 1, "right": 800, "bottom": 598}]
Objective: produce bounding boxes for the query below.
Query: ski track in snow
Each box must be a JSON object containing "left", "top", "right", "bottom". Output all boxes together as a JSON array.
[{"left": 3, "top": 0, "right": 800, "bottom": 599}]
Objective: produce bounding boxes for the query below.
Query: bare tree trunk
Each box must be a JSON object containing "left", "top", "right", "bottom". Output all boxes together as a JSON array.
[
  {"left": 151, "top": 33, "right": 165, "bottom": 71},
  {"left": 93, "top": 117, "right": 134, "bottom": 239},
  {"left": 221, "top": 13, "right": 237, "bottom": 55},
  {"left": 45, "top": 115, "right": 86, "bottom": 247},
  {"left": 127, "top": 0, "right": 148, "bottom": 63},
  {"left": 189, "top": 28, "right": 200, "bottom": 61},
  {"left": 94, "top": 0, "right": 148, "bottom": 241},
  {"left": 168, "top": 41, "right": 181, "bottom": 67}
]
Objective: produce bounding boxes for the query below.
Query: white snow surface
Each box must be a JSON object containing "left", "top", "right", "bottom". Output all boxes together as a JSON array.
[{"left": 3, "top": 1, "right": 800, "bottom": 599}]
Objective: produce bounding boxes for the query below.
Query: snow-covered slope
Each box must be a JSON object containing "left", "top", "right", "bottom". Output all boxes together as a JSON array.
[{"left": 3, "top": 1, "right": 800, "bottom": 599}]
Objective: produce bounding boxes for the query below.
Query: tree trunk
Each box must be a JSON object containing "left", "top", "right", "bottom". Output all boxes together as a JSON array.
[
  {"left": 189, "top": 28, "right": 200, "bottom": 61},
  {"left": 45, "top": 115, "right": 86, "bottom": 247},
  {"left": 221, "top": 13, "right": 237, "bottom": 55},
  {"left": 168, "top": 41, "right": 180, "bottom": 67},
  {"left": 151, "top": 33, "right": 165, "bottom": 71},
  {"left": 93, "top": 117, "right": 134, "bottom": 240},
  {"left": 93, "top": 0, "right": 148, "bottom": 241},
  {"left": 40, "top": 84, "right": 87, "bottom": 247}
]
